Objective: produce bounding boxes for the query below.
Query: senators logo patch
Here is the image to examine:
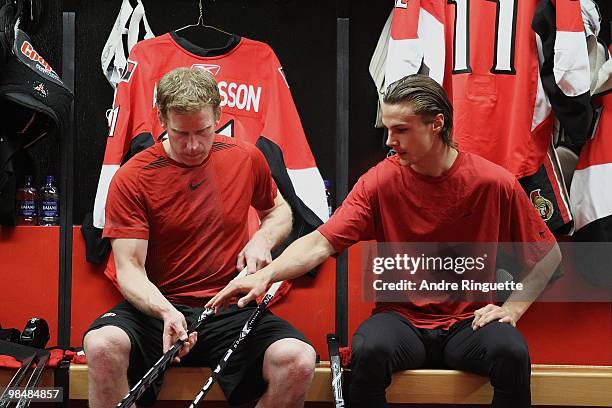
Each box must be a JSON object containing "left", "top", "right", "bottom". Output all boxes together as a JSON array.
[
  {"left": 120, "top": 60, "right": 138, "bottom": 83},
  {"left": 530, "top": 189, "right": 554, "bottom": 222}
]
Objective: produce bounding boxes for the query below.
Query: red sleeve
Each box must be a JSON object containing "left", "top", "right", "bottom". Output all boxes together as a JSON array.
[
  {"left": 248, "top": 143, "right": 278, "bottom": 212},
  {"left": 318, "top": 172, "right": 376, "bottom": 252},
  {"left": 508, "top": 180, "right": 557, "bottom": 269},
  {"left": 102, "top": 167, "right": 149, "bottom": 240}
]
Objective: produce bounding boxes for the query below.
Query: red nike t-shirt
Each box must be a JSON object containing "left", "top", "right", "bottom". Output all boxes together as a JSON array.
[
  {"left": 318, "top": 151, "right": 555, "bottom": 329},
  {"left": 103, "top": 136, "right": 277, "bottom": 306}
]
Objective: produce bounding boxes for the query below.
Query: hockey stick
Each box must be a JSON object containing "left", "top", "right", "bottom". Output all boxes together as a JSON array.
[
  {"left": 0, "top": 353, "right": 36, "bottom": 408},
  {"left": 15, "top": 350, "right": 50, "bottom": 408},
  {"left": 115, "top": 308, "right": 214, "bottom": 407},
  {"left": 189, "top": 280, "right": 284, "bottom": 407},
  {"left": 116, "top": 268, "right": 249, "bottom": 408},
  {"left": 327, "top": 334, "right": 345, "bottom": 408}
]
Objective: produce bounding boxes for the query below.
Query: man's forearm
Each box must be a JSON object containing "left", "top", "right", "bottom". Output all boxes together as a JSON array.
[
  {"left": 260, "top": 231, "right": 336, "bottom": 284},
  {"left": 256, "top": 196, "right": 292, "bottom": 250},
  {"left": 502, "top": 243, "right": 562, "bottom": 320},
  {"left": 116, "top": 265, "right": 176, "bottom": 320}
]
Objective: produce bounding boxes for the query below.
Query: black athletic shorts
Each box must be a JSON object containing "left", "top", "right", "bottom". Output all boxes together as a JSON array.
[{"left": 85, "top": 300, "right": 309, "bottom": 406}]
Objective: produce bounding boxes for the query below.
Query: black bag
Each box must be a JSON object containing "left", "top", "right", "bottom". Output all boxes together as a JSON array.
[{"left": 0, "top": 23, "right": 73, "bottom": 225}]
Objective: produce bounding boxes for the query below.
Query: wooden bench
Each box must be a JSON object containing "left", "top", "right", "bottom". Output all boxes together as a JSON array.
[{"left": 62, "top": 363, "right": 612, "bottom": 406}]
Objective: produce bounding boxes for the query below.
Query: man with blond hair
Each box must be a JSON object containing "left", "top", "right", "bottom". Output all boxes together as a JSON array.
[{"left": 84, "top": 67, "right": 315, "bottom": 407}]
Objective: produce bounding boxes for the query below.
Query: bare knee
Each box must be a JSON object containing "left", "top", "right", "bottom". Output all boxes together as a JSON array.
[
  {"left": 264, "top": 339, "right": 316, "bottom": 385},
  {"left": 84, "top": 326, "right": 131, "bottom": 373}
]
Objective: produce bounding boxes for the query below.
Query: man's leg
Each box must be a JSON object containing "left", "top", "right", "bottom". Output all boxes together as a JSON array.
[
  {"left": 84, "top": 301, "right": 166, "bottom": 408},
  {"left": 349, "top": 312, "right": 427, "bottom": 408},
  {"left": 84, "top": 326, "right": 132, "bottom": 408},
  {"left": 256, "top": 338, "right": 316, "bottom": 408},
  {"left": 443, "top": 320, "right": 531, "bottom": 408}
]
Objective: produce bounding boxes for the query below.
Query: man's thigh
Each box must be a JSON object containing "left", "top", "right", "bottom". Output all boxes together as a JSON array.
[
  {"left": 352, "top": 311, "right": 428, "bottom": 370},
  {"left": 183, "top": 305, "right": 310, "bottom": 405},
  {"left": 443, "top": 319, "right": 529, "bottom": 374}
]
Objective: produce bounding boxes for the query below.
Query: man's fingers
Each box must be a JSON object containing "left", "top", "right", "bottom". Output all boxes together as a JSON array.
[
  {"left": 477, "top": 309, "right": 507, "bottom": 328},
  {"left": 246, "top": 258, "right": 258, "bottom": 275},
  {"left": 473, "top": 305, "right": 498, "bottom": 330},
  {"left": 177, "top": 327, "right": 188, "bottom": 342},
  {"left": 207, "top": 284, "right": 234, "bottom": 310},
  {"left": 472, "top": 310, "right": 483, "bottom": 329},
  {"left": 205, "top": 296, "right": 215, "bottom": 309},
  {"left": 472, "top": 318, "right": 481, "bottom": 330},
  {"left": 480, "top": 304, "right": 496, "bottom": 314},
  {"left": 163, "top": 336, "right": 171, "bottom": 353},
  {"left": 237, "top": 290, "right": 257, "bottom": 308},
  {"left": 177, "top": 332, "right": 197, "bottom": 359},
  {"left": 478, "top": 314, "right": 495, "bottom": 327},
  {"left": 257, "top": 255, "right": 271, "bottom": 270},
  {"left": 207, "top": 290, "right": 224, "bottom": 309},
  {"left": 236, "top": 251, "right": 246, "bottom": 271}
]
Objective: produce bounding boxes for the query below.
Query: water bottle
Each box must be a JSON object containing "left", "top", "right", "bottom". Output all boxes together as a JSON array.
[
  {"left": 323, "top": 179, "right": 334, "bottom": 218},
  {"left": 38, "top": 176, "right": 59, "bottom": 226},
  {"left": 15, "top": 175, "right": 38, "bottom": 225}
]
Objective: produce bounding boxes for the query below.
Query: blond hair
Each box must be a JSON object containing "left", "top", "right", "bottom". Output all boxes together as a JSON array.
[{"left": 156, "top": 67, "right": 221, "bottom": 119}]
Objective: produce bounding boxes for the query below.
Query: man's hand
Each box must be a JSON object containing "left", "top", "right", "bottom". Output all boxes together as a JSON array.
[
  {"left": 472, "top": 304, "right": 519, "bottom": 330},
  {"left": 162, "top": 309, "right": 197, "bottom": 363},
  {"left": 206, "top": 272, "right": 270, "bottom": 312},
  {"left": 237, "top": 231, "right": 274, "bottom": 275}
]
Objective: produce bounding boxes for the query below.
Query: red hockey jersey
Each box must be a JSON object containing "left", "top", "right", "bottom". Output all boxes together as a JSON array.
[
  {"left": 94, "top": 32, "right": 328, "bottom": 229},
  {"left": 571, "top": 93, "right": 612, "bottom": 231},
  {"left": 376, "top": 0, "right": 590, "bottom": 178}
]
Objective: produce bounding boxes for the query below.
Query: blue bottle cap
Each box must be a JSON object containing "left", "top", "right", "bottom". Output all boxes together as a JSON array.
[{"left": 46, "top": 175, "right": 55, "bottom": 184}]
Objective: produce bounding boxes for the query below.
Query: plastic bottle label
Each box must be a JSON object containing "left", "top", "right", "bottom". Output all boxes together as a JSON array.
[
  {"left": 18, "top": 200, "right": 37, "bottom": 216},
  {"left": 40, "top": 201, "right": 59, "bottom": 217}
]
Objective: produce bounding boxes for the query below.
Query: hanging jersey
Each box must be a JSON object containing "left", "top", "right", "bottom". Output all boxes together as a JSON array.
[
  {"left": 372, "top": 0, "right": 591, "bottom": 179},
  {"left": 570, "top": 92, "right": 612, "bottom": 288},
  {"left": 571, "top": 93, "right": 612, "bottom": 232},
  {"left": 93, "top": 32, "right": 328, "bottom": 230},
  {"left": 568, "top": 38, "right": 611, "bottom": 287}
]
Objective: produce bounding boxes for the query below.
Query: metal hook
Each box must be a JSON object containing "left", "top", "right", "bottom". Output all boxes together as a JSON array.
[
  {"left": 197, "top": 0, "right": 204, "bottom": 26},
  {"left": 175, "top": 0, "right": 232, "bottom": 36}
]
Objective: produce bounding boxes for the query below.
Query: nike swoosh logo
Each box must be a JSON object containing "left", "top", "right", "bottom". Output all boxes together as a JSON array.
[{"left": 189, "top": 180, "right": 205, "bottom": 191}]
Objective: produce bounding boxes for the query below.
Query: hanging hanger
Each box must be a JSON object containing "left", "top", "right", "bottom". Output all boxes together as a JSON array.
[{"left": 175, "top": 0, "right": 232, "bottom": 36}]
